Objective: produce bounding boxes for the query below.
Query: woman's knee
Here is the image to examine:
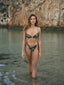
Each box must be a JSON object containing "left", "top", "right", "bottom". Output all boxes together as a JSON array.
[
  {"left": 32, "top": 61, "right": 37, "bottom": 67},
  {"left": 28, "top": 59, "right": 32, "bottom": 64}
]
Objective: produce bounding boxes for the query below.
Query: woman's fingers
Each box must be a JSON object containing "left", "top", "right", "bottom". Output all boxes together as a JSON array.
[
  {"left": 38, "top": 52, "right": 41, "bottom": 59},
  {"left": 22, "top": 55, "right": 24, "bottom": 59},
  {"left": 21, "top": 53, "right": 25, "bottom": 59}
]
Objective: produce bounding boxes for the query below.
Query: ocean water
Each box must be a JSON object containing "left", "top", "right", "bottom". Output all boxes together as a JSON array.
[{"left": 0, "top": 27, "right": 64, "bottom": 85}]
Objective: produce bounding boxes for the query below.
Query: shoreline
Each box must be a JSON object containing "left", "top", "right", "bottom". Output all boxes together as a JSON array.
[{"left": 0, "top": 24, "right": 64, "bottom": 32}]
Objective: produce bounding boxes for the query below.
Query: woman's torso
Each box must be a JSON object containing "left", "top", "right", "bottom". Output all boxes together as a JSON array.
[{"left": 25, "top": 27, "right": 39, "bottom": 47}]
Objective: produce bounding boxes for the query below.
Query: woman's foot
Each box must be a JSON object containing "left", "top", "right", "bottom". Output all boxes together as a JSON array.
[{"left": 32, "top": 71, "right": 36, "bottom": 79}]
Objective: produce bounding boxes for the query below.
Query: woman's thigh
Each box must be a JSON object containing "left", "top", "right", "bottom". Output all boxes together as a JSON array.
[
  {"left": 25, "top": 45, "right": 32, "bottom": 62},
  {"left": 32, "top": 45, "right": 39, "bottom": 64}
]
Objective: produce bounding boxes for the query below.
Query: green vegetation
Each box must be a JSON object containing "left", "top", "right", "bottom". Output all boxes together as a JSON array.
[
  {"left": 0, "top": 2, "right": 5, "bottom": 6},
  {"left": 1, "top": 19, "right": 3, "bottom": 22},
  {"left": 3, "top": 14, "right": 6, "bottom": 17},
  {"left": 0, "top": 8, "right": 7, "bottom": 13}
]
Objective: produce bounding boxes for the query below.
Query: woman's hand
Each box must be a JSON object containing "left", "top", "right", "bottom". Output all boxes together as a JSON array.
[
  {"left": 21, "top": 51, "right": 25, "bottom": 59},
  {"left": 38, "top": 52, "right": 41, "bottom": 59}
]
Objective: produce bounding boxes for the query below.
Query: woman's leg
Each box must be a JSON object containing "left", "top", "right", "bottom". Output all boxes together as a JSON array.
[
  {"left": 25, "top": 45, "right": 32, "bottom": 73},
  {"left": 32, "top": 45, "right": 39, "bottom": 78}
]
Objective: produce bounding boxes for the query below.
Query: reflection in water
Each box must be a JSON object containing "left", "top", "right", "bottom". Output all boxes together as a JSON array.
[
  {"left": 0, "top": 71, "right": 15, "bottom": 85},
  {"left": 12, "top": 74, "right": 28, "bottom": 83},
  {"left": 0, "top": 70, "right": 29, "bottom": 85},
  {"left": 0, "top": 28, "right": 64, "bottom": 85},
  {"left": 0, "top": 64, "right": 6, "bottom": 66},
  {"left": 32, "top": 79, "right": 36, "bottom": 85},
  {"left": 0, "top": 72, "right": 3, "bottom": 77},
  {"left": 4, "top": 75, "right": 15, "bottom": 85}
]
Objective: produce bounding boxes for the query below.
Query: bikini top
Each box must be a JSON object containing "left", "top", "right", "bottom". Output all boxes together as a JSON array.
[{"left": 26, "top": 32, "right": 39, "bottom": 38}]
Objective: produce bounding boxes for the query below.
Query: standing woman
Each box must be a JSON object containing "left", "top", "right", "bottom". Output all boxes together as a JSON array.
[{"left": 21, "top": 14, "right": 41, "bottom": 79}]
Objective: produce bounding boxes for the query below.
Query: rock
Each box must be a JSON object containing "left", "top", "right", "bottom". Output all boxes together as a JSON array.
[{"left": 0, "top": 0, "right": 64, "bottom": 27}]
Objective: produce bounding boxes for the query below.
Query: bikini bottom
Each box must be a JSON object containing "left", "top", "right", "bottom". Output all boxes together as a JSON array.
[{"left": 26, "top": 41, "right": 39, "bottom": 52}]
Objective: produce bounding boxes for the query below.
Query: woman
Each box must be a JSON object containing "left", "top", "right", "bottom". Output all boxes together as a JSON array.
[{"left": 21, "top": 14, "right": 41, "bottom": 79}]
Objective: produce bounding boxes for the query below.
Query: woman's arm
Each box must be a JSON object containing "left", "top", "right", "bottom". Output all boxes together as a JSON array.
[
  {"left": 38, "top": 27, "right": 41, "bottom": 58},
  {"left": 22, "top": 30, "right": 26, "bottom": 53}
]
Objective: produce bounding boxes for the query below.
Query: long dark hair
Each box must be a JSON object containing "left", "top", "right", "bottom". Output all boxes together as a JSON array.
[{"left": 23, "top": 14, "right": 38, "bottom": 32}]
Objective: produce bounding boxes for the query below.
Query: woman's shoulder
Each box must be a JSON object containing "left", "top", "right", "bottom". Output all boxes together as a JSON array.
[
  {"left": 36, "top": 26, "right": 41, "bottom": 32},
  {"left": 36, "top": 26, "right": 41, "bottom": 29}
]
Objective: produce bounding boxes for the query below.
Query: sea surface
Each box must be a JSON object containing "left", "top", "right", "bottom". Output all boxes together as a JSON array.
[{"left": 0, "top": 27, "right": 64, "bottom": 85}]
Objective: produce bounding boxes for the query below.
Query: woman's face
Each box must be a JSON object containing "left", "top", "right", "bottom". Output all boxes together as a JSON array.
[{"left": 30, "top": 16, "right": 36, "bottom": 25}]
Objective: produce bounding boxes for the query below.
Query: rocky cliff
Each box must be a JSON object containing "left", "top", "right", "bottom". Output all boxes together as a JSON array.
[{"left": 0, "top": 0, "right": 64, "bottom": 27}]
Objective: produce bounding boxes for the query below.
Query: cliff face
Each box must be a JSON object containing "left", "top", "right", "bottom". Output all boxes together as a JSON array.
[
  {"left": 0, "top": 0, "right": 64, "bottom": 27},
  {"left": 0, "top": 0, "right": 9, "bottom": 25}
]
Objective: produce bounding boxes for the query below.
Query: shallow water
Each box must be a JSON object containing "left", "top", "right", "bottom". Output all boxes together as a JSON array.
[{"left": 0, "top": 27, "right": 64, "bottom": 85}]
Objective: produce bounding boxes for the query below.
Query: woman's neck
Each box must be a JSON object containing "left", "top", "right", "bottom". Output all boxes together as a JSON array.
[{"left": 30, "top": 25, "right": 35, "bottom": 28}]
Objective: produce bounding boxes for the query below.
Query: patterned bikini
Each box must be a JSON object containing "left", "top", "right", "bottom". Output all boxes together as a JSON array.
[{"left": 25, "top": 32, "right": 39, "bottom": 53}]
